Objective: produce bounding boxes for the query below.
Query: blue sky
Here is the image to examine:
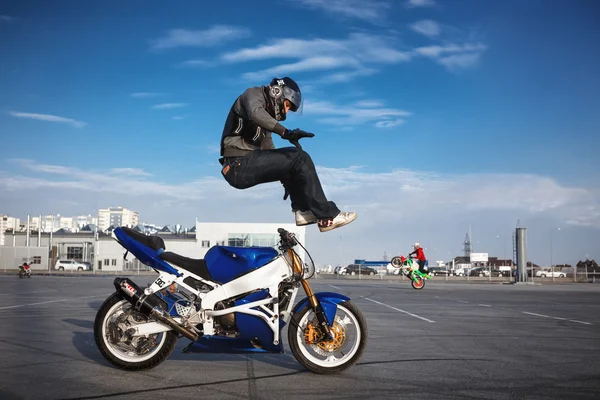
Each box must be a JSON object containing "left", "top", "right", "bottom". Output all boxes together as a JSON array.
[{"left": 1, "top": 0, "right": 599, "bottom": 266}]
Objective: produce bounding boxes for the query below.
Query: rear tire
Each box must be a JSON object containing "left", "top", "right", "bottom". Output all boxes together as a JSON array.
[
  {"left": 93, "top": 292, "right": 178, "bottom": 371},
  {"left": 288, "top": 300, "right": 367, "bottom": 374}
]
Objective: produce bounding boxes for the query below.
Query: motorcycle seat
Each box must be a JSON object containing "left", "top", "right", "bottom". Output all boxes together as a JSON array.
[
  {"left": 159, "top": 252, "right": 212, "bottom": 281},
  {"left": 120, "top": 227, "right": 165, "bottom": 251}
]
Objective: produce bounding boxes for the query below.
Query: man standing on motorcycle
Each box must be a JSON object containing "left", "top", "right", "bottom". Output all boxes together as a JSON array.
[
  {"left": 218, "top": 77, "right": 357, "bottom": 233},
  {"left": 409, "top": 243, "right": 429, "bottom": 276}
]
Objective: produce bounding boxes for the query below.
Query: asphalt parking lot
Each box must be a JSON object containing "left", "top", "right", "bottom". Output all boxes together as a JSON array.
[{"left": 0, "top": 275, "right": 598, "bottom": 400}]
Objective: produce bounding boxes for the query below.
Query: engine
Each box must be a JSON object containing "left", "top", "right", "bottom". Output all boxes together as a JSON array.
[{"left": 214, "top": 300, "right": 237, "bottom": 336}]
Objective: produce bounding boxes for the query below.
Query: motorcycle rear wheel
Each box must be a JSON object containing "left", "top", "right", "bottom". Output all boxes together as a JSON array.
[
  {"left": 93, "top": 292, "right": 178, "bottom": 371},
  {"left": 288, "top": 300, "right": 367, "bottom": 374}
]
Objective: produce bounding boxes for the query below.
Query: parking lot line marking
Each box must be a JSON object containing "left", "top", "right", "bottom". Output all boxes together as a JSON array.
[
  {"left": 364, "top": 297, "right": 435, "bottom": 323},
  {"left": 0, "top": 294, "right": 109, "bottom": 310},
  {"left": 523, "top": 311, "right": 551, "bottom": 318},
  {"left": 569, "top": 319, "right": 592, "bottom": 325},
  {"left": 478, "top": 304, "right": 492, "bottom": 307},
  {"left": 0, "top": 289, "right": 59, "bottom": 296},
  {"left": 458, "top": 300, "right": 470, "bottom": 304},
  {"left": 522, "top": 311, "right": 592, "bottom": 325},
  {"left": 328, "top": 284, "right": 341, "bottom": 290}
]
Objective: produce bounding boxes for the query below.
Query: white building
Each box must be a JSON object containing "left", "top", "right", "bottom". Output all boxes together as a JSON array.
[
  {"left": 76, "top": 215, "right": 97, "bottom": 230},
  {"left": 2, "top": 219, "right": 304, "bottom": 272},
  {"left": 0, "top": 215, "right": 7, "bottom": 246},
  {"left": 98, "top": 207, "right": 139, "bottom": 231},
  {"left": 194, "top": 222, "right": 305, "bottom": 256}
]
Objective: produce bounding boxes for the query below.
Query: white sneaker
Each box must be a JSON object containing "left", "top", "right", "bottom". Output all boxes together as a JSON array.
[
  {"left": 318, "top": 211, "right": 357, "bottom": 232},
  {"left": 295, "top": 210, "right": 317, "bottom": 226}
]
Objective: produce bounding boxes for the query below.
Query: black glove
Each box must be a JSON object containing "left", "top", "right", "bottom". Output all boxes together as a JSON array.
[
  {"left": 282, "top": 128, "right": 314, "bottom": 150},
  {"left": 282, "top": 128, "right": 314, "bottom": 140}
]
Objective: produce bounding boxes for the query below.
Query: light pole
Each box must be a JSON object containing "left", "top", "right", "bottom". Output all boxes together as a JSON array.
[
  {"left": 550, "top": 228, "right": 561, "bottom": 282},
  {"left": 496, "top": 235, "right": 508, "bottom": 265}
]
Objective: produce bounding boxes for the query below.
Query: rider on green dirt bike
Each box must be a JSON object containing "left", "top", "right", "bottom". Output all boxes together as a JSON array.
[{"left": 409, "top": 243, "right": 431, "bottom": 279}]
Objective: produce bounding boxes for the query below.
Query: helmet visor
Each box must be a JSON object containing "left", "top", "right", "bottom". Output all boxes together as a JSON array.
[{"left": 282, "top": 86, "right": 302, "bottom": 112}]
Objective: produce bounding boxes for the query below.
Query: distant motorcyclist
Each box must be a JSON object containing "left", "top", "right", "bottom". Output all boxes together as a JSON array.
[
  {"left": 409, "top": 243, "right": 429, "bottom": 276},
  {"left": 218, "top": 76, "right": 357, "bottom": 233}
]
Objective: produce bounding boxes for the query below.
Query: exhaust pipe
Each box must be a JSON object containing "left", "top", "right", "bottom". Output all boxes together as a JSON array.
[{"left": 113, "top": 277, "right": 199, "bottom": 341}]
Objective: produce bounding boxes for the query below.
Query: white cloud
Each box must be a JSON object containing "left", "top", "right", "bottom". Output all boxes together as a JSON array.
[
  {"left": 242, "top": 56, "right": 360, "bottom": 80},
  {"left": 414, "top": 43, "right": 487, "bottom": 71},
  {"left": 130, "top": 92, "right": 164, "bottom": 98},
  {"left": 291, "top": 0, "right": 392, "bottom": 24},
  {"left": 2, "top": 159, "right": 599, "bottom": 266},
  {"left": 150, "top": 25, "right": 251, "bottom": 50},
  {"left": 415, "top": 43, "right": 486, "bottom": 58},
  {"left": 8, "top": 111, "right": 86, "bottom": 128},
  {"left": 303, "top": 99, "right": 411, "bottom": 126},
  {"left": 354, "top": 100, "right": 385, "bottom": 108},
  {"left": 410, "top": 19, "right": 441, "bottom": 38},
  {"left": 405, "top": 0, "right": 436, "bottom": 8},
  {"left": 438, "top": 53, "right": 482, "bottom": 71},
  {"left": 375, "top": 119, "right": 405, "bottom": 128},
  {"left": 223, "top": 33, "right": 412, "bottom": 83},
  {"left": 0, "top": 15, "right": 16, "bottom": 23},
  {"left": 317, "top": 68, "right": 379, "bottom": 83},
  {"left": 179, "top": 59, "right": 208, "bottom": 67},
  {"left": 151, "top": 103, "right": 188, "bottom": 110},
  {"left": 109, "top": 168, "right": 152, "bottom": 177}
]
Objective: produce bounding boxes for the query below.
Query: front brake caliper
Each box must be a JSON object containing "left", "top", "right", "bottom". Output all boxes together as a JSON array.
[{"left": 303, "top": 322, "right": 322, "bottom": 344}]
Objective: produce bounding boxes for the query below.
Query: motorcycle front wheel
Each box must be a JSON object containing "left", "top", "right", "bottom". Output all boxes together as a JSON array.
[
  {"left": 390, "top": 256, "right": 403, "bottom": 268},
  {"left": 288, "top": 300, "right": 367, "bottom": 374},
  {"left": 93, "top": 292, "right": 178, "bottom": 371},
  {"left": 412, "top": 277, "right": 425, "bottom": 290}
]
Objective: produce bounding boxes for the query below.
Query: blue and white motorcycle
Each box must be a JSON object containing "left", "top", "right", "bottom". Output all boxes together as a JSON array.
[{"left": 94, "top": 227, "right": 367, "bottom": 374}]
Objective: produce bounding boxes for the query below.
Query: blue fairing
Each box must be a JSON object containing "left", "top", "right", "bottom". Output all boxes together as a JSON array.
[
  {"left": 292, "top": 292, "right": 350, "bottom": 326},
  {"left": 204, "top": 246, "right": 279, "bottom": 284},
  {"left": 113, "top": 227, "right": 182, "bottom": 277}
]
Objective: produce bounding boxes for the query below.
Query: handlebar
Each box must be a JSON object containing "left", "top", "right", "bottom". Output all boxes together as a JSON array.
[{"left": 277, "top": 228, "right": 298, "bottom": 249}]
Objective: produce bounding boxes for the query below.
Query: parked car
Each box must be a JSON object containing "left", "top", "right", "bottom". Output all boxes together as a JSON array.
[
  {"left": 429, "top": 267, "right": 449, "bottom": 276},
  {"left": 536, "top": 269, "right": 566, "bottom": 278},
  {"left": 468, "top": 267, "right": 490, "bottom": 277},
  {"left": 334, "top": 266, "right": 347, "bottom": 275},
  {"left": 54, "top": 260, "right": 90, "bottom": 271},
  {"left": 343, "top": 264, "right": 377, "bottom": 276}
]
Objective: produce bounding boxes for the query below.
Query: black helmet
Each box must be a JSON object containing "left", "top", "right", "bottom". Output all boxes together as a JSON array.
[{"left": 268, "top": 77, "right": 302, "bottom": 121}]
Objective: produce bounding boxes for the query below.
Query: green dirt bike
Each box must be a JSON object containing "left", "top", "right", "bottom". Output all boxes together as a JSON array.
[{"left": 390, "top": 255, "right": 431, "bottom": 290}]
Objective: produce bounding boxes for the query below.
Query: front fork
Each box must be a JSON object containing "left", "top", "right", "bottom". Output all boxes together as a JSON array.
[{"left": 287, "top": 249, "right": 335, "bottom": 341}]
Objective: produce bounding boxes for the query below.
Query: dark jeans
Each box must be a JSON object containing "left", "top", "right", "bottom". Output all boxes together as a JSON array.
[
  {"left": 220, "top": 147, "right": 340, "bottom": 219},
  {"left": 418, "top": 260, "right": 427, "bottom": 274}
]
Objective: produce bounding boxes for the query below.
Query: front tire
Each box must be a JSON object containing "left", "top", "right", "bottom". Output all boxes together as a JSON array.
[
  {"left": 93, "top": 292, "right": 178, "bottom": 371},
  {"left": 391, "top": 256, "right": 403, "bottom": 268},
  {"left": 288, "top": 300, "right": 367, "bottom": 374},
  {"left": 412, "top": 277, "right": 425, "bottom": 290}
]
